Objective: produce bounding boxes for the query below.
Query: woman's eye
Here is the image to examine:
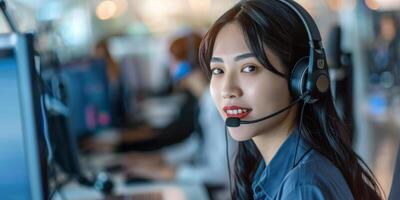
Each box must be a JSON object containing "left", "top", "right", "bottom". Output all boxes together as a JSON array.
[
  {"left": 241, "top": 65, "right": 257, "bottom": 73},
  {"left": 211, "top": 68, "right": 224, "bottom": 75}
]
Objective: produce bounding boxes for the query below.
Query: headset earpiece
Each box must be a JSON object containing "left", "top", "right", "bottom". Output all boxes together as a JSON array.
[
  {"left": 290, "top": 53, "right": 330, "bottom": 103},
  {"left": 290, "top": 56, "right": 309, "bottom": 99}
]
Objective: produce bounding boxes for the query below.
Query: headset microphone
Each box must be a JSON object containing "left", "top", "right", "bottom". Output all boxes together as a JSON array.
[{"left": 225, "top": 95, "right": 305, "bottom": 127}]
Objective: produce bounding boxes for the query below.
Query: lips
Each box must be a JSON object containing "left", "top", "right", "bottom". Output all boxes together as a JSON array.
[{"left": 223, "top": 106, "right": 252, "bottom": 119}]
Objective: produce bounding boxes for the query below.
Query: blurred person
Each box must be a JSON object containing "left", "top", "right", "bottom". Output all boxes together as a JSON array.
[
  {"left": 198, "top": 0, "right": 383, "bottom": 199},
  {"left": 366, "top": 14, "right": 400, "bottom": 195},
  {"left": 122, "top": 33, "right": 237, "bottom": 195},
  {"left": 369, "top": 14, "right": 399, "bottom": 88},
  {"left": 84, "top": 38, "right": 198, "bottom": 152},
  {"left": 93, "top": 39, "right": 128, "bottom": 127},
  {"left": 94, "top": 39, "right": 120, "bottom": 83}
]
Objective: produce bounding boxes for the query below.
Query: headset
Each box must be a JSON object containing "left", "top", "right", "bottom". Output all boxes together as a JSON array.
[
  {"left": 283, "top": 0, "right": 330, "bottom": 103},
  {"left": 172, "top": 61, "right": 192, "bottom": 82},
  {"left": 171, "top": 33, "right": 197, "bottom": 82},
  {"left": 225, "top": 0, "right": 331, "bottom": 127}
]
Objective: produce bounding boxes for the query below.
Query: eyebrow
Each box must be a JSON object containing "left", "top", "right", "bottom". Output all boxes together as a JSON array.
[
  {"left": 234, "top": 53, "right": 255, "bottom": 61},
  {"left": 211, "top": 53, "right": 255, "bottom": 63},
  {"left": 210, "top": 57, "right": 223, "bottom": 63}
]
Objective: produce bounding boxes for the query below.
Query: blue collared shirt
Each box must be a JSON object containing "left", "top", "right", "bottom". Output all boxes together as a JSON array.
[{"left": 251, "top": 129, "right": 354, "bottom": 200}]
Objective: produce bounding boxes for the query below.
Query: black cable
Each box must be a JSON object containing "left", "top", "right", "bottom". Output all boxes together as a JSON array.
[
  {"left": 36, "top": 56, "right": 70, "bottom": 200},
  {"left": 225, "top": 126, "right": 233, "bottom": 199},
  {"left": 292, "top": 95, "right": 310, "bottom": 168},
  {"left": 36, "top": 59, "right": 59, "bottom": 200},
  {"left": 0, "top": 0, "right": 18, "bottom": 32},
  {"left": 48, "top": 160, "right": 70, "bottom": 200},
  {"left": 36, "top": 56, "right": 57, "bottom": 164}
]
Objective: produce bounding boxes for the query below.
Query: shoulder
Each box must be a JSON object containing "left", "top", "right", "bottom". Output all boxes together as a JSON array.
[{"left": 277, "top": 150, "right": 354, "bottom": 200}]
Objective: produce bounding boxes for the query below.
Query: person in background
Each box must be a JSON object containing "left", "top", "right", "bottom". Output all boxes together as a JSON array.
[
  {"left": 122, "top": 32, "right": 236, "bottom": 197},
  {"left": 94, "top": 39, "right": 120, "bottom": 84},
  {"left": 93, "top": 39, "right": 127, "bottom": 127},
  {"left": 83, "top": 38, "right": 198, "bottom": 153},
  {"left": 370, "top": 14, "right": 399, "bottom": 88}
]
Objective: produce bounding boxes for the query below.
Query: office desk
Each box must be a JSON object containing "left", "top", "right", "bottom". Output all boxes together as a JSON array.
[
  {"left": 54, "top": 152, "right": 210, "bottom": 200},
  {"left": 56, "top": 178, "right": 209, "bottom": 200}
]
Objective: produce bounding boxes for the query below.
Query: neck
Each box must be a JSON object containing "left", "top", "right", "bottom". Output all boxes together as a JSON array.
[{"left": 252, "top": 106, "right": 297, "bottom": 164}]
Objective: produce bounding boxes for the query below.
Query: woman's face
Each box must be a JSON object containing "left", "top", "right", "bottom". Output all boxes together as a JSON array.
[{"left": 210, "top": 22, "right": 294, "bottom": 141}]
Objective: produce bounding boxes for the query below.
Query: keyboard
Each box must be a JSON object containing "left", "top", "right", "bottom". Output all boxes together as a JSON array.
[{"left": 105, "top": 191, "right": 163, "bottom": 200}]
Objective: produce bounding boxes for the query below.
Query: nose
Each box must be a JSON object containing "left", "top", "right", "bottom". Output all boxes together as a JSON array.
[{"left": 222, "top": 75, "right": 243, "bottom": 99}]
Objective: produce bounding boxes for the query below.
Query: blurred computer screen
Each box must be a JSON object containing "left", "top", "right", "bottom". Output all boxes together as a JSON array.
[{"left": 0, "top": 33, "right": 47, "bottom": 200}]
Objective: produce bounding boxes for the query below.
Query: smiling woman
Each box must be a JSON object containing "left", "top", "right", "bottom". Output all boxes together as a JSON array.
[{"left": 199, "top": 0, "right": 383, "bottom": 200}]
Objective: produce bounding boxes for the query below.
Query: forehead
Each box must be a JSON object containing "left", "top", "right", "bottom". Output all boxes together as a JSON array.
[
  {"left": 213, "top": 23, "right": 251, "bottom": 56},
  {"left": 211, "top": 22, "right": 287, "bottom": 74}
]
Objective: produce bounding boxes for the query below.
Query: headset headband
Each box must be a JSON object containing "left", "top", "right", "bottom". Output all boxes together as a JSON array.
[
  {"left": 277, "top": 0, "right": 322, "bottom": 48},
  {"left": 277, "top": 0, "right": 330, "bottom": 100}
]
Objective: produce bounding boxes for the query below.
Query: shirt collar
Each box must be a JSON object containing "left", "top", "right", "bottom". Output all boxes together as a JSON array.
[{"left": 252, "top": 128, "right": 312, "bottom": 199}]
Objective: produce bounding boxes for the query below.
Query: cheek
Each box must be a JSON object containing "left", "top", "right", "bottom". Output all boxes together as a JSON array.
[
  {"left": 247, "top": 76, "right": 290, "bottom": 112},
  {"left": 209, "top": 80, "right": 222, "bottom": 109}
]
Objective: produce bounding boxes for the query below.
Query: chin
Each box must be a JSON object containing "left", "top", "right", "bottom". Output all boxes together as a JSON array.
[{"left": 227, "top": 126, "right": 256, "bottom": 141}]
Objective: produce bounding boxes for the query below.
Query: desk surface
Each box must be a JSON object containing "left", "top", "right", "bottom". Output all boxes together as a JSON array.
[
  {"left": 54, "top": 152, "right": 210, "bottom": 200},
  {"left": 57, "top": 179, "right": 209, "bottom": 200}
]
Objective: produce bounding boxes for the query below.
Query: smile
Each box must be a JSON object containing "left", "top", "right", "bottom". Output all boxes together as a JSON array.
[{"left": 223, "top": 106, "right": 252, "bottom": 119}]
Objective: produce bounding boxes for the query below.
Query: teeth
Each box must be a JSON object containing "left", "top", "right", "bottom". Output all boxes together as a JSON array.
[{"left": 226, "top": 109, "right": 248, "bottom": 114}]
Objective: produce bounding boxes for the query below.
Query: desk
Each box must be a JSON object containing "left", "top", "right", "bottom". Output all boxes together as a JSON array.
[
  {"left": 56, "top": 179, "right": 209, "bottom": 200},
  {"left": 54, "top": 153, "right": 210, "bottom": 200}
]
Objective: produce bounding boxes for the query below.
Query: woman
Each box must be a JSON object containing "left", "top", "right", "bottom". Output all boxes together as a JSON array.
[{"left": 199, "top": 0, "right": 382, "bottom": 199}]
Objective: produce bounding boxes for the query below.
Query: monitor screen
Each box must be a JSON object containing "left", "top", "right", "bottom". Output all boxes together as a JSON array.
[
  {"left": 62, "top": 58, "right": 111, "bottom": 136},
  {"left": 0, "top": 49, "right": 32, "bottom": 199},
  {"left": 0, "top": 34, "right": 46, "bottom": 200}
]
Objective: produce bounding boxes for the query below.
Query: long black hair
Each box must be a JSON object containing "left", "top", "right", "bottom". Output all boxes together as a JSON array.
[{"left": 198, "top": 0, "right": 383, "bottom": 199}]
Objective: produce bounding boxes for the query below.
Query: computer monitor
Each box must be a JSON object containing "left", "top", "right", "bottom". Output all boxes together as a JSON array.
[
  {"left": 61, "top": 58, "right": 111, "bottom": 137},
  {"left": 41, "top": 58, "right": 114, "bottom": 194},
  {"left": 0, "top": 33, "right": 48, "bottom": 199}
]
